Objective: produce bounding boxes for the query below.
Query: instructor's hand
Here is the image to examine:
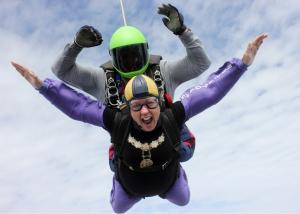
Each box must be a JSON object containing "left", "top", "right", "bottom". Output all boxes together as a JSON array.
[
  {"left": 74, "top": 25, "right": 103, "bottom": 48},
  {"left": 242, "top": 33, "right": 268, "bottom": 66},
  {"left": 11, "top": 62, "right": 43, "bottom": 89},
  {"left": 157, "top": 3, "right": 187, "bottom": 35}
]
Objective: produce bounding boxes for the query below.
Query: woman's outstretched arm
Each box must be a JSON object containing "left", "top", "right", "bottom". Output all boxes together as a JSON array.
[
  {"left": 181, "top": 33, "right": 268, "bottom": 121},
  {"left": 11, "top": 62, "right": 106, "bottom": 128}
]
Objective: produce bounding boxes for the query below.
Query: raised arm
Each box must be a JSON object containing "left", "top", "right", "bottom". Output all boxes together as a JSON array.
[
  {"left": 181, "top": 33, "right": 268, "bottom": 121},
  {"left": 157, "top": 4, "right": 211, "bottom": 97},
  {"left": 11, "top": 62, "right": 106, "bottom": 128},
  {"left": 51, "top": 26, "right": 106, "bottom": 100}
]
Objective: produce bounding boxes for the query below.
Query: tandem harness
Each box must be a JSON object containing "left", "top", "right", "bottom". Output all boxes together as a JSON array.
[
  {"left": 110, "top": 107, "right": 181, "bottom": 197},
  {"left": 111, "top": 107, "right": 181, "bottom": 173},
  {"left": 100, "top": 55, "right": 171, "bottom": 109}
]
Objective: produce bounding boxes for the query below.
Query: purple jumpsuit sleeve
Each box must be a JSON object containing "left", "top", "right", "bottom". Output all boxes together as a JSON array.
[
  {"left": 38, "top": 78, "right": 106, "bottom": 128},
  {"left": 181, "top": 58, "right": 248, "bottom": 121}
]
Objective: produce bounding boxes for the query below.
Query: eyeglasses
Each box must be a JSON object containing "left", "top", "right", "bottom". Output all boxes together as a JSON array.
[{"left": 129, "top": 97, "right": 159, "bottom": 112}]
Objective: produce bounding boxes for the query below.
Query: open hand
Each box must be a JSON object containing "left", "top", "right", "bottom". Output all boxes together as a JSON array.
[
  {"left": 157, "top": 3, "right": 186, "bottom": 35},
  {"left": 11, "top": 62, "right": 43, "bottom": 89},
  {"left": 242, "top": 33, "right": 268, "bottom": 66}
]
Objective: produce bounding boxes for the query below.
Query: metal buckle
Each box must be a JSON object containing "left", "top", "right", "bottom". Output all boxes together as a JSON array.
[
  {"left": 162, "top": 161, "right": 168, "bottom": 170},
  {"left": 105, "top": 74, "right": 123, "bottom": 108},
  {"left": 154, "top": 69, "right": 164, "bottom": 90}
]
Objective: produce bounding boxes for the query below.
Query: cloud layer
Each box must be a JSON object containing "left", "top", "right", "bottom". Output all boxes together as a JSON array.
[{"left": 1, "top": 0, "right": 300, "bottom": 213}]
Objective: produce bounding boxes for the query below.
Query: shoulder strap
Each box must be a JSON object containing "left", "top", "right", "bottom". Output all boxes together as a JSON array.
[
  {"left": 100, "top": 61, "right": 123, "bottom": 108},
  {"left": 100, "top": 60, "right": 114, "bottom": 70},
  {"left": 149, "top": 54, "right": 162, "bottom": 65},
  {"left": 146, "top": 55, "right": 162, "bottom": 79},
  {"left": 111, "top": 107, "right": 132, "bottom": 157},
  {"left": 145, "top": 55, "right": 171, "bottom": 109},
  {"left": 160, "top": 109, "right": 181, "bottom": 151}
]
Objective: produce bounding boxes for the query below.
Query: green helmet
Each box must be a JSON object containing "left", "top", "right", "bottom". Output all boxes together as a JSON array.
[{"left": 109, "top": 26, "right": 149, "bottom": 79}]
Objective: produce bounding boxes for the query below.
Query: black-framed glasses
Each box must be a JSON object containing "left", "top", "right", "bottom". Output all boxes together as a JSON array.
[{"left": 129, "top": 97, "right": 159, "bottom": 111}]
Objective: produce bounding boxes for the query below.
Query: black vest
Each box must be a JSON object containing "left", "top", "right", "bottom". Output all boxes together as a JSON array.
[{"left": 111, "top": 107, "right": 181, "bottom": 197}]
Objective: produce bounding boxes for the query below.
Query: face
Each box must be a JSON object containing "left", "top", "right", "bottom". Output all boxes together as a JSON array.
[{"left": 129, "top": 97, "right": 160, "bottom": 132}]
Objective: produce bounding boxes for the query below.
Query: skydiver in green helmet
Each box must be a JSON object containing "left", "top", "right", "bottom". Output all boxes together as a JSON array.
[
  {"left": 109, "top": 26, "right": 150, "bottom": 78},
  {"left": 51, "top": 3, "right": 211, "bottom": 170}
]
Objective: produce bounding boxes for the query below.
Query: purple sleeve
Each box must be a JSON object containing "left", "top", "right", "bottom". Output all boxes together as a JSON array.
[
  {"left": 38, "top": 78, "right": 106, "bottom": 128},
  {"left": 180, "top": 58, "right": 248, "bottom": 121}
]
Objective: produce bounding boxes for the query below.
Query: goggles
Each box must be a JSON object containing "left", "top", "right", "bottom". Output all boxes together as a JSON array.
[{"left": 110, "top": 43, "right": 148, "bottom": 73}]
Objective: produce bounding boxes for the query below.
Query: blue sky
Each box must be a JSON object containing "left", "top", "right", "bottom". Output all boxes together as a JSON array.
[{"left": 1, "top": 0, "right": 300, "bottom": 213}]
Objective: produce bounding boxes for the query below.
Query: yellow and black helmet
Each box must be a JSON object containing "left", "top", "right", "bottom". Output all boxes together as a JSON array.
[{"left": 124, "top": 75, "right": 159, "bottom": 101}]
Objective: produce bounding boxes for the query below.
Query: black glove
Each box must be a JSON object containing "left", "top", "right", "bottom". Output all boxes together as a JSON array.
[
  {"left": 157, "top": 3, "right": 187, "bottom": 35},
  {"left": 74, "top": 25, "right": 103, "bottom": 48}
]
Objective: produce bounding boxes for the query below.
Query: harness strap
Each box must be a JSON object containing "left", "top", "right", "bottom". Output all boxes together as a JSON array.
[
  {"left": 118, "top": 155, "right": 176, "bottom": 173},
  {"left": 101, "top": 55, "right": 164, "bottom": 109},
  {"left": 161, "top": 109, "right": 181, "bottom": 151},
  {"left": 111, "top": 107, "right": 131, "bottom": 158}
]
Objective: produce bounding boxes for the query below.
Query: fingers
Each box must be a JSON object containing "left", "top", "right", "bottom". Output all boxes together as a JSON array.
[
  {"left": 157, "top": 4, "right": 170, "bottom": 16},
  {"left": 11, "top": 61, "right": 33, "bottom": 75},
  {"left": 11, "top": 61, "right": 29, "bottom": 71},
  {"left": 158, "top": 3, "right": 178, "bottom": 16},
  {"left": 11, "top": 61, "right": 42, "bottom": 89},
  {"left": 91, "top": 28, "right": 103, "bottom": 43},
  {"left": 252, "top": 33, "right": 268, "bottom": 48},
  {"left": 11, "top": 61, "right": 34, "bottom": 79},
  {"left": 247, "top": 33, "right": 268, "bottom": 54},
  {"left": 242, "top": 33, "right": 268, "bottom": 66},
  {"left": 11, "top": 61, "right": 27, "bottom": 76},
  {"left": 80, "top": 25, "right": 90, "bottom": 30},
  {"left": 11, "top": 61, "right": 22, "bottom": 69},
  {"left": 255, "top": 33, "right": 268, "bottom": 42},
  {"left": 167, "top": 3, "right": 177, "bottom": 10}
]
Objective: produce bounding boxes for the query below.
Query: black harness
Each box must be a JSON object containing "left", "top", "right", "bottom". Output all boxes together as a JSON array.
[
  {"left": 111, "top": 107, "right": 181, "bottom": 173},
  {"left": 102, "top": 55, "right": 180, "bottom": 197},
  {"left": 100, "top": 55, "right": 167, "bottom": 109}
]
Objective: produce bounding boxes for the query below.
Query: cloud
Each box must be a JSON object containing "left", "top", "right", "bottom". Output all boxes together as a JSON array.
[{"left": 1, "top": 0, "right": 300, "bottom": 213}]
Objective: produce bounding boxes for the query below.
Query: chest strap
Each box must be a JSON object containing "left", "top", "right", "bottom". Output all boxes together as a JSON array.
[{"left": 119, "top": 155, "right": 176, "bottom": 173}]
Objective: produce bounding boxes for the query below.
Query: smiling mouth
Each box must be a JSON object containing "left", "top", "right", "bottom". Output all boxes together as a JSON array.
[{"left": 142, "top": 117, "right": 152, "bottom": 125}]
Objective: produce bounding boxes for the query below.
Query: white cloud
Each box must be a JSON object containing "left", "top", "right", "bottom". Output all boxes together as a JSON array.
[{"left": 1, "top": 0, "right": 300, "bottom": 213}]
